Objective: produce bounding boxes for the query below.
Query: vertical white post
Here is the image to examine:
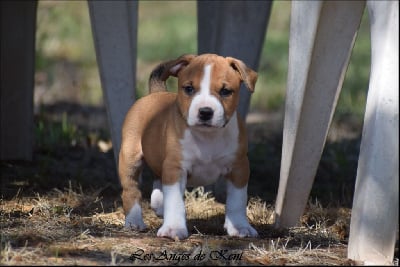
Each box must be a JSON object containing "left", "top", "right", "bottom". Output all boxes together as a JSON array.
[{"left": 348, "top": 1, "right": 399, "bottom": 265}]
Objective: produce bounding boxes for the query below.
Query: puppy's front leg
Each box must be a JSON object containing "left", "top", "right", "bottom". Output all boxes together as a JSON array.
[
  {"left": 224, "top": 180, "right": 258, "bottom": 237},
  {"left": 157, "top": 174, "right": 188, "bottom": 240},
  {"left": 224, "top": 160, "right": 258, "bottom": 237}
]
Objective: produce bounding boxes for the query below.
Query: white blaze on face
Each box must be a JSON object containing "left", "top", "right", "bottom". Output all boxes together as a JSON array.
[{"left": 187, "top": 64, "right": 225, "bottom": 127}]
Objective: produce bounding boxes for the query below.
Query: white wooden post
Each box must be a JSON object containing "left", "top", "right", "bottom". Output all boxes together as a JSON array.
[{"left": 347, "top": 1, "right": 399, "bottom": 264}]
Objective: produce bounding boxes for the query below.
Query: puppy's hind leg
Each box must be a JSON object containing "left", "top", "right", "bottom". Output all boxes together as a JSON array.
[
  {"left": 119, "top": 144, "right": 147, "bottom": 230},
  {"left": 150, "top": 179, "right": 163, "bottom": 217}
]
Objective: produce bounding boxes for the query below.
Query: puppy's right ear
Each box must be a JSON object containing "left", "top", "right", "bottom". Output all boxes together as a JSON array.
[{"left": 149, "top": 54, "right": 196, "bottom": 93}]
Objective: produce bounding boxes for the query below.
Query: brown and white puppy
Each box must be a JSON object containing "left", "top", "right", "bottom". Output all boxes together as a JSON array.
[{"left": 119, "top": 53, "right": 258, "bottom": 240}]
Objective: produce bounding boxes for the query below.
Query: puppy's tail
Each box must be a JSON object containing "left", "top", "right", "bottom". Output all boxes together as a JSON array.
[{"left": 148, "top": 63, "right": 168, "bottom": 94}]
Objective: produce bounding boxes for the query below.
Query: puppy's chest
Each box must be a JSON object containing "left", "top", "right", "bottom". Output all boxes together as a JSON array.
[{"left": 180, "top": 129, "right": 239, "bottom": 187}]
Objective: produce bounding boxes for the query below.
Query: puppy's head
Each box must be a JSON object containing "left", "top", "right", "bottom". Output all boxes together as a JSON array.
[{"left": 152, "top": 54, "right": 257, "bottom": 129}]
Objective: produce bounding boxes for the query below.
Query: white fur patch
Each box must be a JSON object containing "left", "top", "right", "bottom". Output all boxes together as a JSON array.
[
  {"left": 187, "top": 64, "right": 225, "bottom": 127},
  {"left": 180, "top": 112, "right": 239, "bottom": 187},
  {"left": 224, "top": 180, "right": 258, "bottom": 237},
  {"left": 125, "top": 202, "right": 147, "bottom": 230},
  {"left": 157, "top": 177, "right": 188, "bottom": 239},
  {"left": 150, "top": 179, "right": 163, "bottom": 217}
]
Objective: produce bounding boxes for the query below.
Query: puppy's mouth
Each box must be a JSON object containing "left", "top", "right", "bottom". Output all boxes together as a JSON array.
[
  {"left": 193, "top": 119, "right": 228, "bottom": 129},
  {"left": 194, "top": 122, "right": 217, "bottom": 128}
]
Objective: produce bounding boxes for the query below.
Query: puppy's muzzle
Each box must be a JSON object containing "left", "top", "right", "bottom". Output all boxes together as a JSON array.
[{"left": 198, "top": 107, "right": 214, "bottom": 122}]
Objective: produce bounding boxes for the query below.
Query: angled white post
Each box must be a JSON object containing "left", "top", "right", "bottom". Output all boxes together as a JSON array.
[
  {"left": 88, "top": 1, "right": 138, "bottom": 166},
  {"left": 274, "top": 1, "right": 365, "bottom": 228},
  {"left": 347, "top": 1, "right": 399, "bottom": 265}
]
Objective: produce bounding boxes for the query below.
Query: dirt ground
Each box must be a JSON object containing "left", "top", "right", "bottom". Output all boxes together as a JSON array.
[{"left": 1, "top": 102, "right": 398, "bottom": 265}]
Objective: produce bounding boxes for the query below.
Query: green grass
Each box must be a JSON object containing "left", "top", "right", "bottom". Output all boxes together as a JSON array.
[
  {"left": 137, "top": 1, "right": 197, "bottom": 62},
  {"left": 252, "top": 1, "right": 291, "bottom": 111},
  {"left": 336, "top": 9, "right": 371, "bottom": 119},
  {"left": 35, "top": 1, "right": 370, "bottom": 118},
  {"left": 253, "top": 1, "right": 371, "bottom": 116},
  {"left": 35, "top": 1, "right": 102, "bottom": 105},
  {"left": 35, "top": 111, "right": 78, "bottom": 150}
]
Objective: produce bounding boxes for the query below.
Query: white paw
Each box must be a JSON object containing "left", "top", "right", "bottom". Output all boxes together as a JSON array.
[
  {"left": 157, "top": 224, "right": 188, "bottom": 240},
  {"left": 125, "top": 203, "right": 147, "bottom": 230},
  {"left": 157, "top": 179, "right": 187, "bottom": 239},
  {"left": 224, "top": 181, "right": 257, "bottom": 237},
  {"left": 150, "top": 188, "right": 163, "bottom": 217},
  {"left": 224, "top": 220, "right": 258, "bottom": 237}
]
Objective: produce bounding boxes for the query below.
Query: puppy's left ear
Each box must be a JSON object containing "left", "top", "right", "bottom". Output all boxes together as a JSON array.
[{"left": 226, "top": 57, "right": 258, "bottom": 92}]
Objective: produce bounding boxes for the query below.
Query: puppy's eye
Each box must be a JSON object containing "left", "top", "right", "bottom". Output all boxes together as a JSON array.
[
  {"left": 183, "top": 85, "right": 195, "bottom": 96},
  {"left": 219, "top": 88, "right": 233, "bottom": 97}
]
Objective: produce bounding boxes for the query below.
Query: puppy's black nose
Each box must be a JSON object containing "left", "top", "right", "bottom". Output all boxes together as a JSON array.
[{"left": 198, "top": 107, "right": 214, "bottom": 121}]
